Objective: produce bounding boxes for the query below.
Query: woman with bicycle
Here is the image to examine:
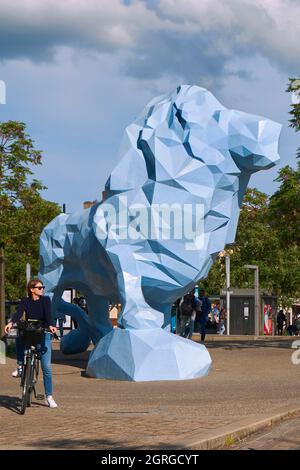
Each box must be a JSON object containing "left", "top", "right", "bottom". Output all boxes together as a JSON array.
[{"left": 4, "top": 279, "right": 58, "bottom": 408}]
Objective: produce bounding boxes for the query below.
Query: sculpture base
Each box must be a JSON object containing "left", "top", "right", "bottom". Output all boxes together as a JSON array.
[
  {"left": 60, "top": 329, "right": 91, "bottom": 355},
  {"left": 86, "top": 328, "right": 212, "bottom": 381}
]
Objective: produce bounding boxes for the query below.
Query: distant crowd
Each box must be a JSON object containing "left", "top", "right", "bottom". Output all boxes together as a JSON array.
[{"left": 176, "top": 288, "right": 227, "bottom": 342}]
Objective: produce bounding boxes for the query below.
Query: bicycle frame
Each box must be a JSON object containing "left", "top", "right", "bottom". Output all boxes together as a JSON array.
[
  {"left": 17, "top": 320, "right": 45, "bottom": 415},
  {"left": 20, "top": 344, "right": 40, "bottom": 415}
]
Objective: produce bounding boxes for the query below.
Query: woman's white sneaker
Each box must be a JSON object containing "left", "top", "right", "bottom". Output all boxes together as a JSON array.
[
  {"left": 46, "top": 395, "right": 58, "bottom": 408},
  {"left": 12, "top": 366, "right": 22, "bottom": 377}
]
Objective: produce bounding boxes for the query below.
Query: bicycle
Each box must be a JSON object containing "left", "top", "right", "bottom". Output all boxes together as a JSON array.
[{"left": 17, "top": 319, "right": 46, "bottom": 415}]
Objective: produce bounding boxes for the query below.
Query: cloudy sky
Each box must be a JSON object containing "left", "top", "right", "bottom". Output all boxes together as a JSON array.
[{"left": 0, "top": 0, "right": 299, "bottom": 212}]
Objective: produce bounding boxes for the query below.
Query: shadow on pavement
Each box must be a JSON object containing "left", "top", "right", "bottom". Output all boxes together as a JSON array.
[
  {"left": 0, "top": 395, "right": 49, "bottom": 414},
  {"left": 27, "top": 437, "right": 180, "bottom": 450},
  {"left": 51, "top": 349, "right": 90, "bottom": 370},
  {"left": 0, "top": 395, "right": 21, "bottom": 414}
]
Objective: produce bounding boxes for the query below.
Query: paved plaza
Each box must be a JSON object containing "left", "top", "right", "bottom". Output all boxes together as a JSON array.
[
  {"left": 0, "top": 336, "right": 299, "bottom": 450},
  {"left": 230, "top": 414, "right": 300, "bottom": 450}
]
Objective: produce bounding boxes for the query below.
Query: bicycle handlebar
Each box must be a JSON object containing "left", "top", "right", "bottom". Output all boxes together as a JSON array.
[{"left": 15, "top": 320, "right": 54, "bottom": 340}]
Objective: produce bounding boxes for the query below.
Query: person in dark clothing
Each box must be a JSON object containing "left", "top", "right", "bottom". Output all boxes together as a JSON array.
[
  {"left": 54, "top": 311, "right": 66, "bottom": 339},
  {"left": 4, "top": 279, "right": 58, "bottom": 408},
  {"left": 277, "top": 309, "right": 286, "bottom": 336},
  {"left": 287, "top": 315, "right": 300, "bottom": 336},
  {"left": 195, "top": 288, "right": 211, "bottom": 342},
  {"left": 178, "top": 290, "right": 201, "bottom": 339}
]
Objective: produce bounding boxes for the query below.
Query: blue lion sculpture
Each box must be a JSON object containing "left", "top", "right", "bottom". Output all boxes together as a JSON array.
[{"left": 39, "top": 85, "right": 281, "bottom": 381}]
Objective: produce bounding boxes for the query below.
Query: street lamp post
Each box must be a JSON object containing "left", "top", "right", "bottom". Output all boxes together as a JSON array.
[
  {"left": 244, "top": 265, "right": 260, "bottom": 337},
  {"left": 26, "top": 263, "right": 31, "bottom": 285}
]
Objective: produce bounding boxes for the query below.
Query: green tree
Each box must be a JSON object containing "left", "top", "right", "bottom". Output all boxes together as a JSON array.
[
  {"left": 202, "top": 188, "right": 279, "bottom": 294},
  {"left": 269, "top": 77, "right": 300, "bottom": 246},
  {"left": 0, "top": 121, "right": 60, "bottom": 304},
  {"left": 286, "top": 77, "right": 300, "bottom": 158},
  {"left": 202, "top": 78, "right": 300, "bottom": 307},
  {"left": 0, "top": 121, "right": 43, "bottom": 243},
  {"left": 202, "top": 187, "right": 300, "bottom": 307},
  {"left": 5, "top": 195, "right": 60, "bottom": 300},
  {"left": 203, "top": 189, "right": 276, "bottom": 293},
  {"left": 269, "top": 162, "right": 300, "bottom": 247},
  {"left": 286, "top": 78, "right": 300, "bottom": 131}
]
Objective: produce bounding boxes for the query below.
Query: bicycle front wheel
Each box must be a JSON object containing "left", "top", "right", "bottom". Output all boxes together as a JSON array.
[
  {"left": 27, "top": 356, "right": 39, "bottom": 406},
  {"left": 20, "top": 356, "right": 31, "bottom": 415}
]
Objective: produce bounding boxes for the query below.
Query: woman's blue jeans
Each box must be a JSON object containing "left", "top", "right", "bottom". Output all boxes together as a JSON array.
[{"left": 16, "top": 332, "right": 53, "bottom": 397}]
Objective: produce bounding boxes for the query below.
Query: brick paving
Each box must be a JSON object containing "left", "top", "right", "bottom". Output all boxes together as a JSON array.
[
  {"left": 0, "top": 337, "right": 299, "bottom": 450},
  {"left": 231, "top": 413, "right": 300, "bottom": 450}
]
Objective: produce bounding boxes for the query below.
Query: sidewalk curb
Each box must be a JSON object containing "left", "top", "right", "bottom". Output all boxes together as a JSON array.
[
  {"left": 192, "top": 334, "right": 296, "bottom": 342},
  {"left": 184, "top": 408, "right": 300, "bottom": 450}
]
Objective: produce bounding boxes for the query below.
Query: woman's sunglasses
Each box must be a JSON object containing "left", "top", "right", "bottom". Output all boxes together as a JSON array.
[{"left": 34, "top": 286, "right": 45, "bottom": 290}]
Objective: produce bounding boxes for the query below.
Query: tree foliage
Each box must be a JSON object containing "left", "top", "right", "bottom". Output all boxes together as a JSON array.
[
  {"left": 202, "top": 79, "right": 300, "bottom": 308},
  {"left": 202, "top": 187, "right": 300, "bottom": 307},
  {"left": 269, "top": 162, "right": 300, "bottom": 246},
  {"left": 0, "top": 121, "right": 60, "bottom": 300},
  {"left": 286, "top": 77, "right": 300, "bottom": 131},
  {"left": 286, "top": 77, "right": 300, "bottom": 157},
  {"left": 5, "top": 196, "right": 60, "bottom": 300}
]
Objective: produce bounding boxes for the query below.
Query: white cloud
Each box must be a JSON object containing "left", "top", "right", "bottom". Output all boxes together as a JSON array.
[
  {"left": 155, "top": 0, "right": 300, "bottom": 71},
  {"left": 0, "top": 0, "right": 160, "bottom": 56},
  {"left": 0, "top": 0, "right": 298, "bottom": 78},
  {"left": 1, "top": 48, "right": 297, "bottom": 212},
  {"left": 0, "top": 1, "right": 298, "bottom": 211}
]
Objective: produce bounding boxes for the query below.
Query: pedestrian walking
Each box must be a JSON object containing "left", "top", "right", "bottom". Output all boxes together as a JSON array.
[
  {"left": 277, "top": 309, "right": 286, "bottom": 336},
  {"left": 195, "top": 288, "right": 211, "bottom": 342},
  {"left": 212, "top": 302, "right": 220, "bottom": 331},
  {"left": 54, "top": 310, "right": 66, "bottom": 339},
  {"left": 179, "top": 290, "right": 200, "bottom": 339},
  {"left": 287, "top": 314, "right": 300, "bottom": 336},
  {"left": 219, "top": 307, "right": 226, "bottom": 335}
]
